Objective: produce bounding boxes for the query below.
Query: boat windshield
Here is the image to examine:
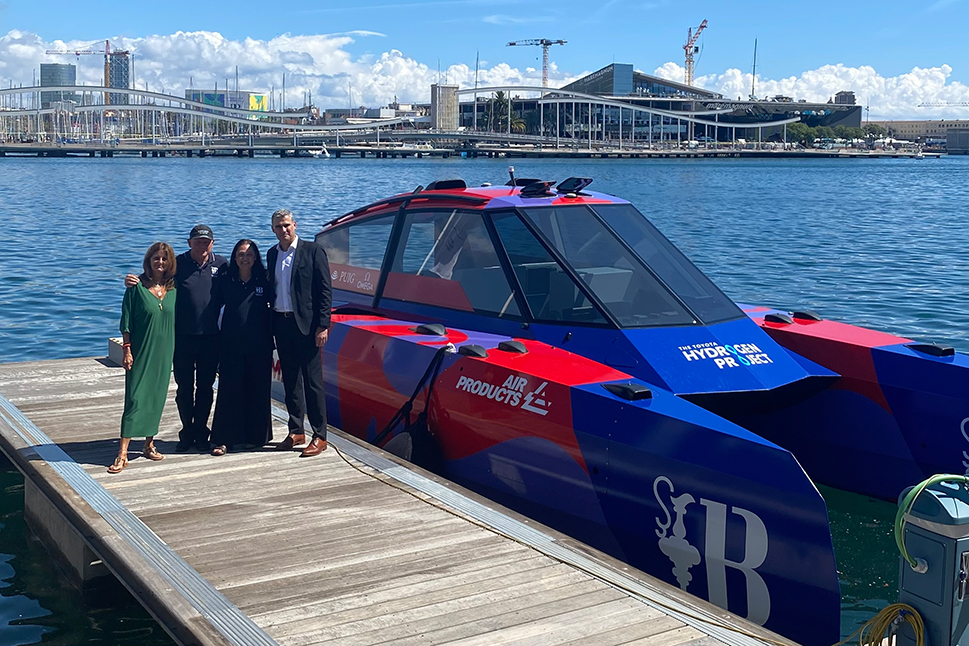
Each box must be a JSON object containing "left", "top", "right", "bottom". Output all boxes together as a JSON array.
[
  {"left": 520, "top": 206, "right": 696, "bottom": 328},
  {"left": 590, "top": 204, "right": 743, "bottom": 325}
]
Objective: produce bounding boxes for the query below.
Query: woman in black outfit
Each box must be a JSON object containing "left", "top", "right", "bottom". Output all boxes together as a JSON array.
[{"left": 211, "top": 239, "right": 273, "bottom": 455}]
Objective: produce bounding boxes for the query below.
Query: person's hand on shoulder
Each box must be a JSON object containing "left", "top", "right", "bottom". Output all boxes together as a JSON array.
[{"left": 124, "top": 274, "right": 139, "bottom": 288}]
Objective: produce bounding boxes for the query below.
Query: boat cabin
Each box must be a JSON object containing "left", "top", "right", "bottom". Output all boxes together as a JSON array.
[{"left": 315, "top": 177, "right": 743, "bottom": 331}]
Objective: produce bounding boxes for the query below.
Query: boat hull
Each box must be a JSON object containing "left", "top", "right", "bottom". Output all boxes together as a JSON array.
[{"left": 321, "top": 313, "right": 841, "bottom": 646}]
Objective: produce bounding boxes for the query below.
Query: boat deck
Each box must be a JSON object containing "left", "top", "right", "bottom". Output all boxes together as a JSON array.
[{"left": 0, "top": 356, "right": 793, "bottom": 646}]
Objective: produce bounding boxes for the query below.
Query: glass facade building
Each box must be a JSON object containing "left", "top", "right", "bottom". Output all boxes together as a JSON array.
[
  {"left": 40, "top": 63, "right": 77, "bottom": 108},
  {"left": 107, "top": 53, "right": 129, "bottom": 105}
]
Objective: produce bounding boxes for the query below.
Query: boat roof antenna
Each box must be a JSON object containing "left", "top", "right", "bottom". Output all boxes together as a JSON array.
[{"left": 508, "top": 166, "right": 516, "bottom": 185}]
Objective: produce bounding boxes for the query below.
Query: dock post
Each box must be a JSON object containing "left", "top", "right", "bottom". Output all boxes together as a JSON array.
[
  {"left": 141, "top": 151, "right": 148, "bottom": 158},
  {"left": 248, "top": 149, "right": 254, "bottom": 158},
  {"left": 23, "top": 479, "right": 109, "bottom": 583},
  {"left": 186, "top": 150, "right": 193, "bottom": 158}
]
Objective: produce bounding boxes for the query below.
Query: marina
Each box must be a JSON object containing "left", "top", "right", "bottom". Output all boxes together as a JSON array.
[
  {"left": 0, "top": 355, "right": 792, "bottom": 646},
  {"left": 0, "top": 155, "right": 966, "bottom": 643},
  {"left": 0, "top": 141, "right": 936, "bottom": 160}
]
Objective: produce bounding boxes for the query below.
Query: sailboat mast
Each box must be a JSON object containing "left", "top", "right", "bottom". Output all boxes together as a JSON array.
[{"left": 750, "top": 39, "right": 758, "bottom": 100}]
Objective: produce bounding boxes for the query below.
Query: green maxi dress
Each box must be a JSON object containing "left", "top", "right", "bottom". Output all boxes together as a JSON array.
[{"left": 119, "top": 283, "right": 177, "bottom": 438}]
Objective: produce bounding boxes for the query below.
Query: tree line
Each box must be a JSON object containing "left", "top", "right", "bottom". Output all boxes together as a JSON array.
[{"left": 784, "top": 123, "right": 889, "bottom": 146}]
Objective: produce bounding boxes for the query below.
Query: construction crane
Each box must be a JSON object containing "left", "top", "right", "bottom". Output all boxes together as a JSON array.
[
  {"left": 46, "top": 40, "right": 130, "bottom": 103},
  {"left": 683, "top": 19, "right": 708, "bottom": 86},
  {"left": 507, "top": 39, "right": 566, "bottom": 88}
]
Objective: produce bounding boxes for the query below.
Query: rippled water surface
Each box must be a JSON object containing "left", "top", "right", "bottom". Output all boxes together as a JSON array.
[{"left": 0, "top": 155, "right": 966, "bottom": 641}]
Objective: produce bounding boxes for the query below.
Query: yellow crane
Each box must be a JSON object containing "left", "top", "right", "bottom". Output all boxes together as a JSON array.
[
  {"left": 683, "top": 20, "right": 708, "bottom": 86},
  {"left": 507, "top": 39, "right": 566, "bottom": 88}
]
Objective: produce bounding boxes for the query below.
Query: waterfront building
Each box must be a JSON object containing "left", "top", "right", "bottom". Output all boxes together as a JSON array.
[
  {"left": 870, "top": 119, "right": 969, "bottom": 143},
  {"left": 39, "top": 63, "right": 77, "bottom": 108},
  {"left": 946, "top": 129, "right": 969, "bottom": 154},
  {"left": 431, "top": 84, "right": 459, "bottom": 130},
  {"left": 458, "top": 63, "right": 862, "bottom": 142},
  {"left": 106, "top": 52, "right": 129, "bottom": 105},
  {"left": 834, "top": 91, "right": 856, "bottom": 105},
  {"left": 184, "top": 90, "right": 268, "bottom": 114}
]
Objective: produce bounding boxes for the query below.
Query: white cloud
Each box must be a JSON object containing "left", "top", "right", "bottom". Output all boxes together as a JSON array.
[
  {"left": 0, "top": 29, "right": 568, "bottom": 107},
  {"left": 652, "top": 61, "right": 969, "bottom": 119},
  {"left": 4, "top": 29, "right": 969, "bottom": 118}
]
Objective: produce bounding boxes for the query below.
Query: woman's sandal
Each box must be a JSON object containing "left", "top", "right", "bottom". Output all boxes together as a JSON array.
[
  {"left": 107, "top": 456, "right": 128, "bottom": 474},
  {"left": 143, "top": 446, "right": 164, "bottom": 461},
  {"left": 211, "top": 445, "right": 227, "bottom": 456}
]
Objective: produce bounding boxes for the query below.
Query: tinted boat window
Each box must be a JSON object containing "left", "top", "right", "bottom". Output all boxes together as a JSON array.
[
  {"left": 521, "top": 207, "right": 695, "bottom": 328},
  {"left": 316, "top": 213, "right": 394, "bottom": 296},
  {"left": 385, "top": 210, "right": 521, "bottom": 318},
  {"left": 491, "top": 212, "right": 608, "bottom": 325},
  {"left": 592, "top": 204, "right": 743, "bottom": 324}
]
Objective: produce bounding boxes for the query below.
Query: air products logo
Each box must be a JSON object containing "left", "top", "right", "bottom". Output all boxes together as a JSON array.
[
  {"left": 455, "top": 374, "right": 551, "bottom": 416},
  {"left": 678, "top": 342, "right": 773, "bottom": 369}
]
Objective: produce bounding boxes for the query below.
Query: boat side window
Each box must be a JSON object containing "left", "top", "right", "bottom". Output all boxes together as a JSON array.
[
  {"left": 315, "top": 213, "right": 394, "bottom": 296},
  {"left": 521, "top": 206, "right": 695, "bottom": 328},
  {"left": 490, "top": 211, "right": 608, "bottom": 325},
  {"left": 384, "top": 209, "right": 521, "bottom": 318},
  {"left": 591, "top": 204, "right": 743, "bottom": 324}
]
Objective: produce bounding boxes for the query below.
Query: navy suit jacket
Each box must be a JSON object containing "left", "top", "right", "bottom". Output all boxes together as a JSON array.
[{"left": 266, "top": 238, "right": 332, "bottom": 337}]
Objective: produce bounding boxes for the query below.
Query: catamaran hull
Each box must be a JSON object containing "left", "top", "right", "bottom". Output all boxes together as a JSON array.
[{"left": 320, "top": 314, "right": 841, "bottom": 646}]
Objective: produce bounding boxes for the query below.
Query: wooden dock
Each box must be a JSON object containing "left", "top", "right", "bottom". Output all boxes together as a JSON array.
[{"left": 0, "top": 356, "right": 795, "bottom": 646}]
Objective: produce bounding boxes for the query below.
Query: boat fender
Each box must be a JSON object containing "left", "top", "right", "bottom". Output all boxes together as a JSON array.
[
  {"left": 906, "top": 342, "right": 955, "bottom": 357},
  {"left": 602, "top": 382, "right": 653, "bottom": 401},
  {"left": 415, "top": 322, "right": 447, "bottom": 336},
  {"left": 764, "top": 312, "right": 794, "bottom": 324},
  {"left": 458, "top": 344, "right": 488, "bottom": 359},
  {"left": 792, "top": 310, "right": 823, "bottom": 321},
  {"left": 497, "top": 340, "right": 528, "bottom": 354}
]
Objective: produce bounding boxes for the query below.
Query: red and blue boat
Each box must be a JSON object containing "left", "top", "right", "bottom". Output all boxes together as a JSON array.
[{"left": 308, "top": 176, "right": 969, "bottom": 646}]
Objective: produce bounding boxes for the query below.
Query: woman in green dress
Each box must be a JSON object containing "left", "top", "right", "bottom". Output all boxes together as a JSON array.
[{"left": 110, "top": 242, "right": 177, "bottom": 474}]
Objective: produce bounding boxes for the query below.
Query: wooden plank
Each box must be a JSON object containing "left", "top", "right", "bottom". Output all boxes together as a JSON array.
[{"left": 0, "top": 357, "right": 788, "bottom": 646}]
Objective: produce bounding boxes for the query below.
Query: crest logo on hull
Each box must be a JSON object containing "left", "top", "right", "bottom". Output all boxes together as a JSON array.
[{"left": 653, "top": 476, "right": 771, "bottom": 625}]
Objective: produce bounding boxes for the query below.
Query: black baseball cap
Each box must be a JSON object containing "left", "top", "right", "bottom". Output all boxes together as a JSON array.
[{"left": 189, "top": 224, "right": 214, "bottom": 240}]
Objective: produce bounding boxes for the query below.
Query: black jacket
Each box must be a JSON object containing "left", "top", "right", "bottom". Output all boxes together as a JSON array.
[{"left": 266, "top": 238, "right": 332, "bottom": 336}]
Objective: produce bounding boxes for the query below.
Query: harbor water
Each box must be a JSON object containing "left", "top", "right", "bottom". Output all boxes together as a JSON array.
[{"left": 0, "top": 154, "right": 966, "bottom": 643}]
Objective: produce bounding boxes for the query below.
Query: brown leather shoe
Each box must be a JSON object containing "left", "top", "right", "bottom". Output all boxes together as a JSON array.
[
  {"left": 300, "top": 437, "right": 328, "bottom": 457},
  {"left": 276, "top": 434, "right": 306, "bottom": 451}
]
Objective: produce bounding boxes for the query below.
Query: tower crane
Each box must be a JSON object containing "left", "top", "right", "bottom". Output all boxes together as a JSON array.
[
  {"left": 683, "top": 19, "right": 707, "bottom": 86},
  {"left": 507, "top": 39, "right": 566, "bottom": 88},
  {"left": 46, "top": 40, "right": 130, "bottom": 103}
]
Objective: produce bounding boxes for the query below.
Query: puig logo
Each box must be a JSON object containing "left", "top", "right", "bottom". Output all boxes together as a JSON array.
[{"left": 653, "top": 476, "right": 771, "bottom": 625}]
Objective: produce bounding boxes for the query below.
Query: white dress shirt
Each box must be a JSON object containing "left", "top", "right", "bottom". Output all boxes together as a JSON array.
[{"left": 274, "top": 235, "right": 299, "bottom": 313}]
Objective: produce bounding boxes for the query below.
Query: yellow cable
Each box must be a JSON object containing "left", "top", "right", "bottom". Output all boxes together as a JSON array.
[{"left": 831, "top": 603, "right": 924, "bottom": 646}]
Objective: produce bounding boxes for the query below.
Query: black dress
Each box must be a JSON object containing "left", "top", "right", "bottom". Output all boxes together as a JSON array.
[{"left": 211, "top": 273, "right": 273, "bottom": 449}]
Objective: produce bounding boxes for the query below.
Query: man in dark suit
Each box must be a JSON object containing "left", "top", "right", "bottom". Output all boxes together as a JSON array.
[{"left": 266, "top": 208, "right": 332, "bottom": 457}]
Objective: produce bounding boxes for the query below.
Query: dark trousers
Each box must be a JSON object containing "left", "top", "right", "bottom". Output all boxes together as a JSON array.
[
  {"left": 273, "top": 314, "right": 327, "bottom": 439},
  {"left": 173, "top": 333, "right": 220, "bottom": 443},
  {"left": 211, "top": 348, "right": 272, "bottom": 448}
]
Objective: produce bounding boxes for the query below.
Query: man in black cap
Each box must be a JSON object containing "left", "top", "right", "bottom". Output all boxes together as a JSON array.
[{"left": 126, "top": 225, "right": 227, "bottom": 451}]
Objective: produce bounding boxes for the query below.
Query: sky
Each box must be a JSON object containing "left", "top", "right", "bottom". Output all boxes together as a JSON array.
[{"left": 2, "top": 0, "right": 969, "bottom": 118}]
